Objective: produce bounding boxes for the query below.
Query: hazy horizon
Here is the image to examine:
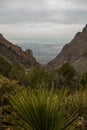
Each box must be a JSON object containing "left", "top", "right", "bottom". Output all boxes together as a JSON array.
[
  {"left": 13, "top": 42, "right": 65, "bottom": 64},
  {"left": 0, "top": 0, "right": 87, "bottom": 63}
]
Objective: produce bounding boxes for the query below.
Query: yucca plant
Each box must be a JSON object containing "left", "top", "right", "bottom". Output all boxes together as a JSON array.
[{"left": 9, "top": 89, "right": 77, "bottom": 130}]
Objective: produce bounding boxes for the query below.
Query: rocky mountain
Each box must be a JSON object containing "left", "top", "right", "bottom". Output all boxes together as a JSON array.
[
  {"left": 47, "top": 25, "right": 87, "bottom": 72},
  {"left": 0, "top": 34, "right": 39, "bottom": 68}
]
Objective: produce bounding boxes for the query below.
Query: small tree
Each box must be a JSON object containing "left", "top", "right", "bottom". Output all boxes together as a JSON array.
[{"left": 58, "top": 62, "right": 76, "bottom": 89}]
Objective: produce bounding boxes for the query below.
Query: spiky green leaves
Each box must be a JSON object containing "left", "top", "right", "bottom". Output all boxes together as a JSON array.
[{"left": 10, "top": 89, "right": 77, "bottom": 130}]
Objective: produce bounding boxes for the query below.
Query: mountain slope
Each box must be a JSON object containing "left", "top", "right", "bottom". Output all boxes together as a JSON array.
[
  {"left": 0, "top": 34, "right": 39, "bottom": 68},
  {"left": 47, "top": 25, "right": 87, "bottom": 72}
]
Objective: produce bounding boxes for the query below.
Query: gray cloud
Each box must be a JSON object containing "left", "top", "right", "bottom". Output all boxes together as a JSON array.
[
  {"left": 67, "top": 0, "right": 87, "bottom": 4},
  {"left": 0, "top": 0, "right": 87, "bottom": 43},
  {"left": 0, "top": 0, "right": 87, "bottom": 24}
]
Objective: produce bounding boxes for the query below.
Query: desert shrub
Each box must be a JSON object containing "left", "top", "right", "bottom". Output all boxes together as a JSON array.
[
  {"left": 0, "top": 75, "right": 24, "bottom": 130},
  {"left": 0, "top": 57, "right": 11, "bottom": 77},
  {"left": 27, "top": 67, "right": 46, "bottom": 87},
  {"left": 8, "top": 65, "right": 26, "bottom": 82},
  {"left": 67, "top": 89, "right": 87, "bottom": 129},
  {"left": 80, "top": 72, "right": 87, "bottom": 87}
]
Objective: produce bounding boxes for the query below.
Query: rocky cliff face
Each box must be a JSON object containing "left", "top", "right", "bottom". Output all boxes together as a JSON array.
[
  {"left": 0, "top": 34, "right": 39, "bottom": 68},
  {"left": 47, "top": 25, "right": 87, "bottom": 72}
]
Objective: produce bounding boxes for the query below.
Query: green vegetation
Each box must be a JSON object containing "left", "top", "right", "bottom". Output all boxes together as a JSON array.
[
  {"left": 81, "top": 72, "right": 87, "bottom": 86},
  {"left": 0, "top": 61, "right": 87, "bottom": 130},
  {"left": 10, "top": 89, "right": 77, "bottom": 130},
  {"left": 0, "top": 57, "right": 11, "bottom": 77},
  {"left": 0, "top": 75, "right": 24, "bottom": 130},
  {"left": 58, "top": 62, "right": 76, "bottom": 87},
  {"left": 83, "top": 51, "right": 87, "bottom": 58}
]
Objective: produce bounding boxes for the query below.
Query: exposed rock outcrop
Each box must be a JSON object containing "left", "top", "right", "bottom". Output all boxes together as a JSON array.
[
  {"left": 47, "top": 25, "right": 87, "bottom": 72},
  {"left": 0, "top": 34, "right": 39, "bottom": 68}
]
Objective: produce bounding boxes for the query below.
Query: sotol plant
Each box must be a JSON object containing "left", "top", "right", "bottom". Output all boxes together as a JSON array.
[{"left": 10, "top": 89, "right": 77, "bottom": 130}]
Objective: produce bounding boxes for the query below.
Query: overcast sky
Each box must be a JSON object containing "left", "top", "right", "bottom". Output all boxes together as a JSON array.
[{"left": 0, "top": 0, "right": 87, "bottom": 44}]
